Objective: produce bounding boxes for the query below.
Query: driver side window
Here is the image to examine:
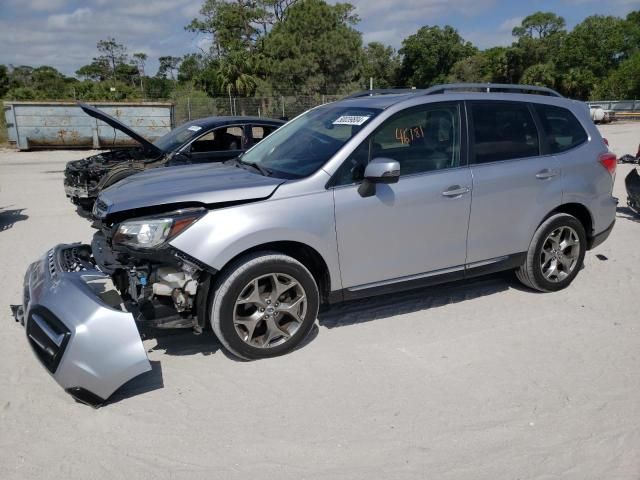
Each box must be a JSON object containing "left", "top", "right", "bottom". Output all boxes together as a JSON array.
[{"left": 332, "top": 102, "right": 461, "bottom": 186}]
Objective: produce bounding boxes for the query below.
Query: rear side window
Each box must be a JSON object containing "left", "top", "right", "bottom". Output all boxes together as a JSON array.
[
  {"left": 251, "top": 125, "right": 277, "bottom": 143},
  {"left": 533, "top": 104, "right": 588, "bottom": 154},
  {"left": 470, "top": 102, "right": 539, "bottom": 164}
]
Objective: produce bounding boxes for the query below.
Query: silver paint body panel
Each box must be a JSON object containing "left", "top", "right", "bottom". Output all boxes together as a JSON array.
[
  {"left": 333, "top": 167, "right": 472, "bottom": 288},
  {"left": 22, "top": 245, "right": 150, "bottom": 401},
  {"left": 169, "top": 180, "right": 343, "bottom": 291}
]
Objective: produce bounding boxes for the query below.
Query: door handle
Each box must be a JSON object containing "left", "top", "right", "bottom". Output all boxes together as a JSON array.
[
  {"left": 442, "top": 185, "right": 470, "bottom": 197},
  {"left": 536, "top": 169, "right": 560, "bottom": 180}
]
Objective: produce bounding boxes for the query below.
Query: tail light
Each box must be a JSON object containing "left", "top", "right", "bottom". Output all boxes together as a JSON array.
[
  {"left": 599, "top": 152, "right": 617, "bottom": 176},
  {"left": 603, "top": 138, "right": 609, "bottom": 147}
]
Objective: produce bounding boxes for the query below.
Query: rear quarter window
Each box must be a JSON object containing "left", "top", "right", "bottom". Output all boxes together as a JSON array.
[{"left": 533, "top": 104, "right": 588, "bottom": 154}]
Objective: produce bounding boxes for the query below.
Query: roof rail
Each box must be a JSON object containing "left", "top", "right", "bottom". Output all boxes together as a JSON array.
[
  {"left": 344, "top": 88, "right": 420, "bottom": 99},
  {"left": 422, "top": 83, "right": 563, "bottom": 98}
]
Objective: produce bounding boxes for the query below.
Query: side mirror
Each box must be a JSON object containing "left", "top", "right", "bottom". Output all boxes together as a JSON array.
[{"left": 358, "top": 158, "right": 400, "bottom": 197}]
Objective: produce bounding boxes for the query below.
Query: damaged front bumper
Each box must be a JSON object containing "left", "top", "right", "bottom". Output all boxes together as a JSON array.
[
  {"left": 626, "top": 168, "right": 640, "bottom": 214},
  {"left": 17, "top": 244, "right": 150, "bottom": 406},
  {"left": 64, "top": 183, "right": 90, "bottom": 199}
]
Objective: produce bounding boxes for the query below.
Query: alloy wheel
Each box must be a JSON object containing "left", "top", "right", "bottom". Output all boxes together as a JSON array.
[
  {"left": 233, "top": 273, "right": 307, "bottom": 348},
  {"left": 540, "top": 226, "right": 581, "bottom": 283}
]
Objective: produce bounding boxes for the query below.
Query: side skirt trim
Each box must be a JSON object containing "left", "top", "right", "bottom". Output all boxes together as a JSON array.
[{"left": 327, "top": 253, "right": 525, "bottom": 304}]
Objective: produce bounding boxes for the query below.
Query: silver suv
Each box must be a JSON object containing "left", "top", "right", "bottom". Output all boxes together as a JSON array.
[{"left": 16, "top": 84, "right": 617, "bottom": 405}]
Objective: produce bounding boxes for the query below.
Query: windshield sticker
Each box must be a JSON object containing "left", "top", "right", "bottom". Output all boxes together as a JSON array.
[
  {"left": 333, "top": 115, "right": 371, "bottom": 126},
  {"left": 187, "top": 125, "right": 202, "bottom": 132}
]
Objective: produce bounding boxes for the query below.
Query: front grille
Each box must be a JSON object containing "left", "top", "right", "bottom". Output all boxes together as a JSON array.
[
  {"left": 47, "top": 249, "right": 57, "bottom": 279},
  {"left": 26, "top": 306, "right": 71, "bottom": 373},
  {"left": 58, "top": 245, "right": 96, "bottom": 273}
]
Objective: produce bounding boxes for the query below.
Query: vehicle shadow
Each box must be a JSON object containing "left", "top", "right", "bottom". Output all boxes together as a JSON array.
[
  {"left": 616, "top": 206, "right": 640, "bottom": 223},
  {"left": 141, "top": 324, "right": 320, "bottom": 361},
  {"left": 107, "top": 360, "right": 164, "bottom": 405},
  {"left": 131, "top": 274, "right": 519, "bottom": 359},
  {"left": 319, "top": 272, "right": 518, "bottom": 329},
  {"left": 106, "top": 275, "right": 517, "bottom": 403},
  {"left": 146, "top": 329, "right": 221, "bottom": 357},
  {"left": 0, "top": 206, "right": 28, "bottom": 232}
]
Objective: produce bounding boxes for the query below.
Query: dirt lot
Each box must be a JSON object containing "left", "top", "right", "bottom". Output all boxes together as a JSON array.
[{"left": 0, "top": 124, "right": 639, "bottom": 480}]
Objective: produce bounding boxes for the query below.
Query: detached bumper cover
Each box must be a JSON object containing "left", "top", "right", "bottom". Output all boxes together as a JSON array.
[{"left": 20, "top": 244, "right": 150, "bottom": 405}]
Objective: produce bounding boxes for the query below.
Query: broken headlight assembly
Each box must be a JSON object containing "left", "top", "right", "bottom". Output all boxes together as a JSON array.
[{"left": 112, "top": 209, "right": 205, "bottom": 249}]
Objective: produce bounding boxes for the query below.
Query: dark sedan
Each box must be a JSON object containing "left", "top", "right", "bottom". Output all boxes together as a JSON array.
[{"left": 64, "top": 103, "right": 284, "bottom": 213}]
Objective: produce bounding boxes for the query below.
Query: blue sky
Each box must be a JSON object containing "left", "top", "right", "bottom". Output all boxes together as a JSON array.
[{"left": 1, "top": 0, "right": 639, "bottom": 76}]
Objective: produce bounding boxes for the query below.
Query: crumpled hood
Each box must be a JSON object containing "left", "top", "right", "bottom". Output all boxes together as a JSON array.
[{"left": 98, "top": 162, "right": 285, "bottom": 215}]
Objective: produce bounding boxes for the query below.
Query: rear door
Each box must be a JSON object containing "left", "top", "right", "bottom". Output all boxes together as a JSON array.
[{"left": 465, "top": 101, "right": 563, "bottom": 265}]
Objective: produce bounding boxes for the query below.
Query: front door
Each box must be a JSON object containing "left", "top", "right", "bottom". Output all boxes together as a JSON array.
[
  {"left": 332, "top": 101, "right": 472, "bottom": 289},
  {"left": 187, "top": 125, "right": 247, "bottom": 163}
]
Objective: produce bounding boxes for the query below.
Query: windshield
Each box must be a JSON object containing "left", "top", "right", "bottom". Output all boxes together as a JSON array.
[
  {"left": 153, "top": 122, "right": 207, "bottom": 152},
  {"left": 240, "top": 105, "right": 382, "bottom": 179}
]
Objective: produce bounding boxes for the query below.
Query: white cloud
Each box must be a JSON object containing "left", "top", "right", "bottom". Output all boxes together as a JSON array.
[
  {"left": 363, "top": 29, "right": 401, "bottom": 46},
  {"left": 462, "top": 29, "right": 515, "bottom": 49},
  {"left": 118, "top": 0, "right": 195, "bottom": 17},
  {"left": 351, "top": 0, "right": 496, "bottom": 18},
  {"left": 182, "top": 1, "right": 203, "bottom": 19},
  {"left": 498, "top": 16, "right": 523, "bottom": 33},
  {"left": 561, "top": 0, "right": 640, "bottom": 16},
  {"left": 0, "top": 0, "right": 194, "bottom": 75},
  {"left": 3, "top": 0, "right": 640, "bottom": 78},
  {"left": 7, "top": 0, "right": 68, "bottom": 12},
  {"left": 350, "top": 0, "right": 497, "bottom": 47},
  {"left": 47, "top": 8, "right": 93, "bottom": 29}
]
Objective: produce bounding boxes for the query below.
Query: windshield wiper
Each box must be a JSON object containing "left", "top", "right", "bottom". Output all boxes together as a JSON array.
[
  {"left": 225, "top": 157, "right": 272, "bottom": 177},
  {"left": 239, "top": 159, "right": 272, "bottom": 177}
]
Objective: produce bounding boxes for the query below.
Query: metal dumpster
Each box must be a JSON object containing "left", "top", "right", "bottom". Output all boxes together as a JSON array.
[{"left": 3, "top": 101, "right": 174, "bottom": 151}]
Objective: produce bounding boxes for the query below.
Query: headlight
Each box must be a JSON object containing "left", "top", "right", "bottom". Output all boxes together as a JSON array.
[{"left": 113, "top": 209, "right": 205, "bottom": 249}]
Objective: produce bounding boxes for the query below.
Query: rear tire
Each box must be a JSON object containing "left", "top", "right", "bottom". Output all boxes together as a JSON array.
[
  {"left": 516, "top": 213, "right": 586, "bottom": 292},
  {"left": 210, "top": 252, "right": 319, "bottom": 360}
]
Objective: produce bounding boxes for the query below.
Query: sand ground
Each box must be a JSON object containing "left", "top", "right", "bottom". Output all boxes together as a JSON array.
[{"left": 0, "top": 123, "right": 639, "bottom": 480}]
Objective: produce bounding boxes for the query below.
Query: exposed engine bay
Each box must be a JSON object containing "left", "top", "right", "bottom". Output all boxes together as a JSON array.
[
  {"left": 64, "top": 148, "right": 163, "bottom": 209},
  {"left": 89, "top": 218, "right": 210, "bottom": 333}
]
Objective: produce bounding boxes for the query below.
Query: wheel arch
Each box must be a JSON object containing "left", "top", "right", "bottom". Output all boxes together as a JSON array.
[
  {"left": 217, "top": 241, "right": 333, "bottom": 304},
  {"left": 99, "top": 167, "right": 143, "bottom": 189},
  {"left": 542, "top": 203, "right": 594, "bottom": 238}
]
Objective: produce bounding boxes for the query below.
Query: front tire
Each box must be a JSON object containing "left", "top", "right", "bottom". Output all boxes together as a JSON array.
[
  {"left": 210, "top": 252, "right": 320, "bottom": 360},
  {"left": 102, "top": 169, "right": 142, "bottom": 189},
  {"left": 516, "top": 213, "right": 586, "bottom": 292}
]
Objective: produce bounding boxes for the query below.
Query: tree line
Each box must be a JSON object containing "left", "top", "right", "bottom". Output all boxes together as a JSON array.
[{"left": 1, "top": 1, "right": 640, "bottom": 102}]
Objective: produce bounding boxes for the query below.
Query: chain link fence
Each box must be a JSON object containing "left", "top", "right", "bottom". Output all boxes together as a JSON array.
[{"left": 173, "top": 95, "right": 343, "bottom": 125}]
